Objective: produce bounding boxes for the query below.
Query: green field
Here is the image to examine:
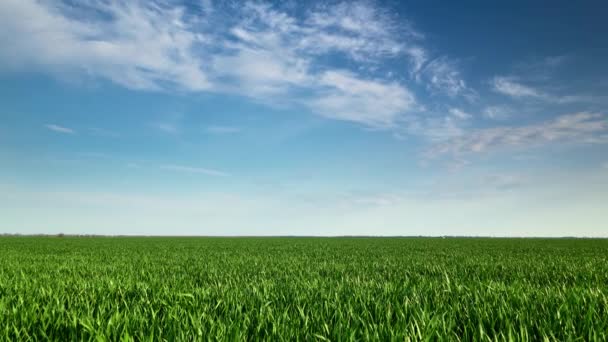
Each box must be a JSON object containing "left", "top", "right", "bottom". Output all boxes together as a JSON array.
[{"left": 1, "top": 237, "right": 607, "bottom": 340}]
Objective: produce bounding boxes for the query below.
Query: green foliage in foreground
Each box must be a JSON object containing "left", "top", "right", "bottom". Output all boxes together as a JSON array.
[{"left": 0, "top": 237, "right": 607, "bottom": 341}]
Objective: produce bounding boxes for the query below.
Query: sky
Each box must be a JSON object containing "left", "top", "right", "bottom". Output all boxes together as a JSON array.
[{"left": 1, "top": 0, "right": 607, "bottom": 236}]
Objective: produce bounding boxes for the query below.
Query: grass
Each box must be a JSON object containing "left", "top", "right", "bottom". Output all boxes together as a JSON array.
[{"left": 0, "top": 237, "right": 607, "bottom": 340}]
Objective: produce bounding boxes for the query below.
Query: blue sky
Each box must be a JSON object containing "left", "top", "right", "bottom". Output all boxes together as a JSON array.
[{"left": 1, "top": 0, "right": 607, "bottom": 236}]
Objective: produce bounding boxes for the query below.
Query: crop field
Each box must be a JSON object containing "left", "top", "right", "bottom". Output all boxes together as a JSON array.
[{"left": 0, "top": 237, "right": 607, "bottom": 340}]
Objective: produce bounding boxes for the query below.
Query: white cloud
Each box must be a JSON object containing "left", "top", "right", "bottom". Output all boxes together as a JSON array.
[
  {"left": 428, "top": 112, "right": 608, "bottom": 157},
  {"left": 0, "top": 0, "right": 211, "bottom": 91},
  {"left": 445, "top": 157, "right": 470, "bottom": 171},
  {"left": 76, "top": 152, "right": 110, "bottom": 159},
  {"left": 404, "top": 115, "right": 465, "bottom": 142},
  {"left": 543, "top": 55, "right": 568, "bottom": 67},
  {"left": 483, "top": 106, "right": 512, "bottom": 120},
  {"left": 482, "top": 174, "right": 525, "bottom": 191},
  {"left": 303, "top": 2, "right": 408, "bottom": 61},
  {"left": 0, "top": 0, "right": 470, "bottom": 129},
  {"left": 200, "top": 0, "right": 214, "bottom": 14},
  {"left": 205, "top": 125, "right": 241, "bottom": 134},
  {"left": 492, "top": 77, "right": 543, "bottom": 98},
  {"left": 152, "top": 123, "right": 179, "bottom": 134},
  {"left": 160, "top": 164, "right": 228, "bottom": 177},
  {"left": 309, "top": 70, "right": 415, "bottom": 128},
  {"left": 420, "top": 57, "right": 474, "bottom": 99},
  {"left": 150, "top": 113, "right": 183, "bottom": 134},
  {"left": 554, "top": 95, "right": 604, "bottom": 104},
  {"left": 212, "top": 1, "right": 420, "bottom": 125},
  {"left": 45, "top": 124, "right": 74, "bottom": 134},
  {"left": 405, "top": 47, "right": 427, "bottom": 77},
  {"left": 212, "top": 46, "right": 311, "bottom": 98},
  {"left": 449, "top": 108, "right": 472, "bottom": 120},
  {"left": 491, "top": 76, "right": 596, "bottom": 104}
]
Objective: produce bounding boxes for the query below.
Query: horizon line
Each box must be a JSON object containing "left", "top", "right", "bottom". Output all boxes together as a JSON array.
[{"left": 1, "top": 234, "right": 606, "bottom": 239}]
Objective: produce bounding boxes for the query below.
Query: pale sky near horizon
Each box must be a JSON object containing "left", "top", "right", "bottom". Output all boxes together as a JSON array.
[{"left": 1, "top": 0, "right": 607, "bottom": 236}]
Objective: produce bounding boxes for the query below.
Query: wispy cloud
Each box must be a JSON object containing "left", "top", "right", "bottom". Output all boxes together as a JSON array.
[
  {"left": 0, "top": 0, "right": 469, "bottom": 130},
  {"left": 427, "top": 112, "right": 608, "bottom": 157},
  {"left": 483, "top": 106, "right": 512, "bottom": 120},
  {"left": 543, "top": 55, "right": 569, "bottom": 68},
  {"left": 160, "top": 164, "right": 228, "bottom": 177},
  {"left": 492, "top": 76, "right": 543, "bottom": 98},
  {"left": 419, "top": 57, "right": 475, "bottom": 99},
  {"left": 511, "top": 55, "right": 570, "bottom": 80},
  {"left": 45, "top": 124, "right": 74, "bottom": 134},
  {"left": 481, "top": 174, "right": 526, "bottom": 191},
  {"left": 153, "top": 123, "right": 179, "bottom": 134},
  {"left": 405, "top": 47, "right": 427, "bottom": 77},
  {"left": 491, "top": 76, "right": 598, "bottom": 104},
  {"left": 76, "top": 152, "right": 110, "bottom": 159},
  {"left": 205, "top": 125, "right": 241, "bottom": 134},
  {"left": 404, "top": 115, "right": 465, "bottom": 142},
  {"left": 301, "top": 2, "right": 412, "bottom": 61},
  {"left": 0, "top": 0, "right": 210, "bottom": 91},
  {"left": 150, "top": 113, "right": 183, "bottom": 134},
  {"left": 449, "top": 108, "right": 472, "bottom": 120},
  {"left": 212, "top": 1, "right": 420, "bottom": 126},
  {"left": 308, "top": 70, "right": 416, "bottom": 128}
]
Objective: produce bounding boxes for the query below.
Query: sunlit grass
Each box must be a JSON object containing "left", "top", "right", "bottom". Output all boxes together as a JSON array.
[{"left": 0, "top": 237, "right": 606, "bottom": 340}]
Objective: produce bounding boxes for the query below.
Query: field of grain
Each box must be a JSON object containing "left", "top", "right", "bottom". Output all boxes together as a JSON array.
[{"left": 0, "top": 237, "right": 607, "bottom": 340}]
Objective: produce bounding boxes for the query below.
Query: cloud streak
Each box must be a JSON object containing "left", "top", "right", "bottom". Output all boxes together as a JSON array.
[
  {"left": 483, "top": 106, "right": 512, "bottom": 120},
  {"left": 492, "top": 77, "right": 543, "bottom": 98},
  {"left": 160, "top": 164, "right": 229, "bottom": 177},
  {"left": 427, "top": 112, "right": 608, "bottom": 157},
  {"left": 205, "top": 126, "right": 241, "bottom": 134},
  {"left": 45, "top": 124, "right": 74, "bottom": 134},
  {"left": 492, "top": 76, "right": 599, "bottom": 104},
  {"left": 449, "top": 108, "right": 472, "bottom": 120}
]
